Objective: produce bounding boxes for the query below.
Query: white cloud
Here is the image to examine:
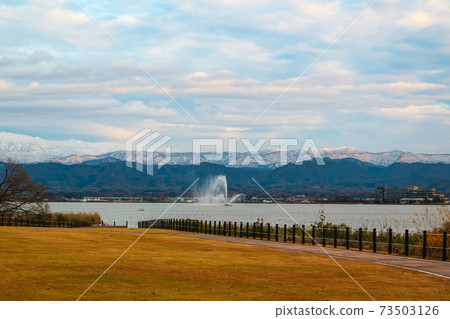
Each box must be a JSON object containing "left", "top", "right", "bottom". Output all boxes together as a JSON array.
[
  {"left": 27, "top": 50, "right": 54, "bottom": 64},
  {"left": 374, "top": 104, "right": 450, "bottom": 123},
  {"left": 359, "top": 81, "right": 446, "bottom": 94},
  {"left": 397, "top": 11, "right": 433, "bottom": 29},
  {"left": 0, "top": 0, "right": 449, "bottom": 153}
]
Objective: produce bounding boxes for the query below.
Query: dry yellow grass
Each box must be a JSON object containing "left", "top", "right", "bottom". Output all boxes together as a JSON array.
[{"left": 0, "top": 227, "right": 448, "bottom": 301}]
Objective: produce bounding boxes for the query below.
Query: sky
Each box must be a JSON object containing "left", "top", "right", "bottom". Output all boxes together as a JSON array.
[{"left": 0, "top": 0, "right": 449, "bottom": 154}]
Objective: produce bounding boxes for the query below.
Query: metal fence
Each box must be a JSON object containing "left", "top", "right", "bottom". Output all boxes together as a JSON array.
[
  {"left": 138, "top": 218, "right": 449, "bottom": 262},
  {"left": 0, "top": 215, "right": 72, "bottom": 228}
]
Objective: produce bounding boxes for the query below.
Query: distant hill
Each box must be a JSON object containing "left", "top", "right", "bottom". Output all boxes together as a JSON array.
[
  {"left": 2, "top": 132, "right": 450, "bottom": 167},
  {"left": 46, "top": 148, "right": 450, "bottom": 168},
  {"left": 20, "top": 158, "right": 450, "bottom": 198}
]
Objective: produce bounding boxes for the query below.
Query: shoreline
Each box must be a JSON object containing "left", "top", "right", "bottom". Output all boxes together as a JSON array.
[{"left": 46, "top": 200, "right": 448, "bottom": 205}]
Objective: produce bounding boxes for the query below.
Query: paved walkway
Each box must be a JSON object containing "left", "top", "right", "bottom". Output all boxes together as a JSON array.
[{"left": 170, "top": 232, "right": 450, "bottom": 279}]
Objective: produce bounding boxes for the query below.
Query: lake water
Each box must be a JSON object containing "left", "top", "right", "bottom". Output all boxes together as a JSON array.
[{"left": 48, "top": 202, "right": 447, "bottom": 232}]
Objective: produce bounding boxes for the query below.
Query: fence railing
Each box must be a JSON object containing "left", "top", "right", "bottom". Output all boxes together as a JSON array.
[
  {"left": 138, "top": 218, "right": 449, "bottom": 262},
  {"left": 0, "top": 215, "right": 72, "bottom": 228}
]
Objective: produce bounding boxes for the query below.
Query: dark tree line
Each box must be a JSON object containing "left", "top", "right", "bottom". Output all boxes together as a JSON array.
[{"left": 0, "top": 159, "right": 49, "bottom": 216}]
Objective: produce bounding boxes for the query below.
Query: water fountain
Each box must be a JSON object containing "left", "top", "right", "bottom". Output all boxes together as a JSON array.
[{"left": 195, "top": 175, "right": 245, "bottom": 205}]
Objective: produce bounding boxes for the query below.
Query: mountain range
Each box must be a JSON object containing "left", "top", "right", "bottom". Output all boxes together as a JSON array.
[
  {"left": 1, "top": 132, "right": 449, "bottom": 167},
  {"left": 18, "top": 159, "right": 450, "bottom": 198}
]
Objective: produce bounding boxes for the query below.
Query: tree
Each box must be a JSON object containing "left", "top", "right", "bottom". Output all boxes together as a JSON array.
[{"left": 0, "top": 158, "right": 49, "bottom": 216}]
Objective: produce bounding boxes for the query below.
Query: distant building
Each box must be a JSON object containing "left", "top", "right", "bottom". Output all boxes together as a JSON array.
[
  {"left": 287, "top": 195, "right": 306, "bottom": 202},
  {"left": 375, "top": 186, "right": 443, "bottom": 203}
]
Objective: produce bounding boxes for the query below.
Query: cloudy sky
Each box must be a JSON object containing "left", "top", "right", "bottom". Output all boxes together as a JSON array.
[{"left": 0, "top": 0, "right": 449, "bottom": 153}]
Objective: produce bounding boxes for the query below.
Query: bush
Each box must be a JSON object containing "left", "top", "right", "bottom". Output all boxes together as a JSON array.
[{"left": 48, "top": 212, "right": 101, "bottom": 227}]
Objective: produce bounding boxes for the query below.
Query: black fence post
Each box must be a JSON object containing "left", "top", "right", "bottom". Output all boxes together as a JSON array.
[
  {"left": 334, "top": 226, "right": 338, "bottom": 248},
  {"left": 405, "top": 229, "right": 409, "bottom": 256},
  {"left": 373, "top": 228, "right": 377, "bottom": 253},
  {"left": 253, "top": 222, "right": 256, "bottom": 239},
  {"left": 267, "top": 223, "right": 271, "bottom": 241},
  {"left": 443, "top": 232, "right": 447, "bottom": 261},
  {"left": 284, "top": 224, "right": 287, "bottom": 243},
  {"left": 388, "top": 228, "right": 392, "bottom": 254},
  {"left": 229, "top": 222, "right": 232, "bottom": 236},
  {"left": 246, "top": 222, "right": 249, "bottom": 238},
  {"left": 312, "top": 225, "right": 315, "bottom": 245},
  {"left": 260, "top": 222, "right": 263, "bottom": 240},
  {"left": 292, "top": 225, "right": 296, "bottom": 244},
  {"left": 214, "top": 221, "right": 216, "bottom": 235},
  {"left": 275, "top": 224, "right": 278, "bottom": 242},
  {"left": 240, "top": 222, "right": 243, "bottom": 238},
  {"left": 322, "top": 226, "right": 326, "bottom": 247},
  {"left": 234, "top": 222, "right": 237, "bottom": 237},
  {"left": 302, "top": 225, "right": 305, "bottom": 245},
  {"left": 209, "top": 221, "right": 212, "bottom": 234},
  {"left": 218, "top": 221, "right": 221, "bottom": 235},
  {"left": 422, "top": 231, "right": 427, "bottom": 258},
  {"left": 346, "top": 227, "right": 350, "bottom": 250},
  {"left": 9, "top": 215, "right": 11, "bottom": 226},
  {"left": 359, "top": 228, "right": 362, "bottom": 251}
]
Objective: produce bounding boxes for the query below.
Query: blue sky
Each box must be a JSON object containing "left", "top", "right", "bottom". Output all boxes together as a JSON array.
[{"left": 0, "top": 0, "right": 449, "bottom": 153}]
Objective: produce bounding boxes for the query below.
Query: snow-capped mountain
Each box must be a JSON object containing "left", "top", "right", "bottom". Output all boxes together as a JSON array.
[
  {"left": 1, "top": 132, "right": 449, "bottom": 166},
  {"left": 0, "top": 132, "right": 73, "bottom": 163},
  {"left": 0, "top": 132, "right": 119, "bottom": 163},
  {"left": 45, "top": 148, "right": 450, "bottom": 167},
  {"left": 317, "top": 147, "right": 450, "bottom": 166}
]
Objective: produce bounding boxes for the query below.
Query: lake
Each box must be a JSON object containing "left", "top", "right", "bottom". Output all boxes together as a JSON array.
[{"left": 48, "top": 202, "right": 447, "bottom": 232}]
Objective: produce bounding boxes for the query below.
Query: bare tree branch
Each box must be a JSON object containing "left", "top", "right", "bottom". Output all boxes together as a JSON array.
[{"left": 0, "top": 158, "right": 49, "bottom": 216}]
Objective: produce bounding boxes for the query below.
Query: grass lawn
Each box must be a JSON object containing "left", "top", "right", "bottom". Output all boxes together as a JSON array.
[{"left": 0, "top": 227, "right": 448, "bottom": 301}]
